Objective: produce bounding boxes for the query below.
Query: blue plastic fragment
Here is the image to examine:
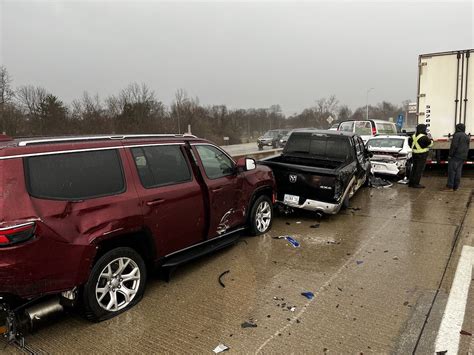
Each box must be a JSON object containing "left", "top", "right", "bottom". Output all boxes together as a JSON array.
[
  {"left": 285, "top": 236, "right": 300, "bottom": 248},
  {"left": 301, "top": 291, "right": 314, "bottom": 300}
]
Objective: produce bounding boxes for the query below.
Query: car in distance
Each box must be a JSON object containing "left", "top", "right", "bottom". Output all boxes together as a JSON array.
[
  {"left": 0, "top": 134, "right": 276, "bottom": 333},
  {"left": 338, "top": 120, "right": 398, "bottom": 142},
  {"left": 260, "top": 130, "right": 371, "bottom": 214},
  {"left": 366, "top": 135, "right": 412, "bottom": 177},
  {"left": 257, "top": 129, "right": 289, "bottom": 150}
]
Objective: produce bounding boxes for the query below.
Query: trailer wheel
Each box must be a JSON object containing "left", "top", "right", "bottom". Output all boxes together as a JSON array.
[
  {"left": 249, "top": 195, "right": 273, "bottom": 235},
  {"left": 82, "top": 247, "right": 147, "bottom": 322}
]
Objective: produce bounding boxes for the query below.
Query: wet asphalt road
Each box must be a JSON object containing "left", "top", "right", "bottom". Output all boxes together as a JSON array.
[{"left": 3, "top": 172, "right": 474, "bottom": 354}]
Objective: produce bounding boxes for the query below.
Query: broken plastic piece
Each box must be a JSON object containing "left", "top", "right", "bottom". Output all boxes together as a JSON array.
[
  {"left": 460, "top": 329, "right": 472, "bottom": 336},
  {"left": 285, "top": 236, "right": 300, "bottom": 248},
  {"left": 290, "top": 306, "right": 296, "bottom": 312},
  {"left": 397, "top": 177, "right": 409, "bottom": 185},
  {"left": 296, "top": 221, "right": 301, "bottom": 224},
  {"left": 310, "top": 223, "right": 320, "bottom": 228},
  {"left": 218, "top": 270, "right": 230, "bottom": 288},
  {"left": 301, "top": 292, "right": 314, "bottom": 300},
  {"left": 356, "top": 260, "right": 364, "bottom": 265},
  {"left": 213, "top": 343, "right": 229, "bottom": 353},
  {"left": 369, "top": 176, "right": 393, "bottom": 188},
  {"left": 241, "top": 321, "right": 257, "bottom": 328}
]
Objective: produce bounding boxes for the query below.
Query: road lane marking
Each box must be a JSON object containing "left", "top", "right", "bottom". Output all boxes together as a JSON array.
[{"left": 434, "top": 245, "right": 474, "bottom": 355}]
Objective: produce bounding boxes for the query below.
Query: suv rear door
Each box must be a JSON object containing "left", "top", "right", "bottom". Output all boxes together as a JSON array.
[
  {"left": 191, "top": 144, "right": 245, "bottom": 238},
  {"left": 127, "top": 143, "right": 206, "bottom": 257}
]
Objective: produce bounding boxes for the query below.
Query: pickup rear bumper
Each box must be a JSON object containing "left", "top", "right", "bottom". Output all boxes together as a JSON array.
[
  {"left": 277, "top": 176, "right": 357, "bottom": 215},
  {"left": 278, "top": 198, "right": 343, "bottom": 214}
]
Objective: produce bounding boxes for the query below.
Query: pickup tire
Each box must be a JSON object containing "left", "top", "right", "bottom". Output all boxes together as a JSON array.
[
  {"left": 249, "top": 195, "right": 273, "bottom": 235},
  {"left": 82, "top": 247, "right": 147, "bottom": 322}
]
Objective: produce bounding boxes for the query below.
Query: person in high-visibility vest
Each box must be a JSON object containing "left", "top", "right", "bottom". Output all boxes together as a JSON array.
[{"left": 408, "top": 124, "right": 433, "bottom": 188}]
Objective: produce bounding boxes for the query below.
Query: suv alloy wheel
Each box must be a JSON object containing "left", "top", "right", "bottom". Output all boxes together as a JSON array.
[
  {"left": 82, "top": 247, "right": 147, "bottom": 321},
  {"left": 249, "top": 195, "right": 273, "bottom": 235}
]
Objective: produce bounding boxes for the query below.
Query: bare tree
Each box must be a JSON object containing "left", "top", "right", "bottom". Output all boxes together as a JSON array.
[
  {"left": 16, "top": 85, "right": 48, "bottom": 116},
  {"left": 0, "top": 66, "right": 15, "bottom": 134},
  {"left": 173, "top": 89, "right": 189, "bottom": 134}
]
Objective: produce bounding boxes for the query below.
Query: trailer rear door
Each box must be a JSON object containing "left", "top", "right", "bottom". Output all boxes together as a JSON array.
[{"left": 417, "top": 50, "right": 473, "bottom": 139}]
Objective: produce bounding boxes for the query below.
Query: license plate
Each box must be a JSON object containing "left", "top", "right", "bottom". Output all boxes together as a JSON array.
[{"left": 284, "top": 194, "right": 299, "bottom": 204}]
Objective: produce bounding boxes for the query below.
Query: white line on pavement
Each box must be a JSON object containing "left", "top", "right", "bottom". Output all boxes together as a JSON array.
[{"left": 434, "top": 245, "right": 474, "bottom": 354}]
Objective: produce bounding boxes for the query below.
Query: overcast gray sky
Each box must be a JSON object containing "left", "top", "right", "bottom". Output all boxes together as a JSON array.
[{"left": 1, "top": 0, "right": 473, "bottom": 115}]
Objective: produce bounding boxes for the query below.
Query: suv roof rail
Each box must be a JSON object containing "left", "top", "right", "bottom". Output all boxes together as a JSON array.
[{"left": 17, "top": 134, "right": 198, "bottom": 147}]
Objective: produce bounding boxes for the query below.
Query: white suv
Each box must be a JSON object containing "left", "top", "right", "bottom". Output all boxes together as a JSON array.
[{"left": 338, "top": 120, "right": 398, "bottom": 142}]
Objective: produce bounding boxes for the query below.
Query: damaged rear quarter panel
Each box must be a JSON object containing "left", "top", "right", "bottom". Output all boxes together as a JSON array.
[{"left": 0, "top": 151, "right": 143, "bottom": 298}]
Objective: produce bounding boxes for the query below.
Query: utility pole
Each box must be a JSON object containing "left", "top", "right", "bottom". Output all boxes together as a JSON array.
[{"left": 366, "top": 87, "right": 374, "bottom": 120}]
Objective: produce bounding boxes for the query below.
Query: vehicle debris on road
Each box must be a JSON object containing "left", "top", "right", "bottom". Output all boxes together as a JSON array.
[
  {"left": 310, "top": 223, "right": 320, "bottom": 228},
  {"left": 213, "top": 343, "right": 229, "bottom": 353},
  {"left": 218, "top": 270, "right": 230, "bottom": 288},
  {"left": 301, "top": 292, "right": 314, "bottom": 300},
  {"left": 272, "top": 235, "right": 301, "bottom": 248},
  {"left": 369, "top": 175, "right": 393, "bottom": 188},
  {"left": 241, "top": 321, "right": 258, "bottom": 328}
]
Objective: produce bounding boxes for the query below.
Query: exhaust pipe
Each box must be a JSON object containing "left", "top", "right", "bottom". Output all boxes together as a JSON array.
[
  {"left": 1, "top": 296, "right": 64, "bottom": 342},
  {"left": 22, "top": 297, "right": 64, "bottom": 332}
]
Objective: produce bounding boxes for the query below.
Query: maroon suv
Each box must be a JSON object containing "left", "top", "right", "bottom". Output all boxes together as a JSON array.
[{"left": 0, "top": 134, "right": 275, "bottom": 329}]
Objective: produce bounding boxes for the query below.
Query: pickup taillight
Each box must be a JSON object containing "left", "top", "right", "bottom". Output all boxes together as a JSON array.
[{"left": 0, "top": 223, "right": 36, "bottom": 247}]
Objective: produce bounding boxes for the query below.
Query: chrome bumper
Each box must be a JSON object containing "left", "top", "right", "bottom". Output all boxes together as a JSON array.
[{"left": 278, "top": 198, "right": 343, "bottom": 214}]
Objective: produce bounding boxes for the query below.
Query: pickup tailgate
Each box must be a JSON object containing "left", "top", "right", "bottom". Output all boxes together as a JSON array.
[{"left": 261, "top": 159, "right": 340, "bottom": 204}]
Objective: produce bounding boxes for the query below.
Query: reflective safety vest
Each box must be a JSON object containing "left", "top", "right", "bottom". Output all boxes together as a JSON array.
[{"left": 411, "top": 133, "right": 433, "bottom": 154}]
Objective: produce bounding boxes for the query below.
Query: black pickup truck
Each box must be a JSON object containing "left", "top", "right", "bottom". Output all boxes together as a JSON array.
[{"left": 259, "top": 130, "right": 371, "bottom": 214}]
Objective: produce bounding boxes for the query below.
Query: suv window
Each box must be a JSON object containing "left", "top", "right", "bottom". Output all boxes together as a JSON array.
[
  {"left": 354, "top": 121, "right": 372, "bottom": 135},
  {"left": 25, "top": 150, "right": 125, "bottom": 200},
  {"left": 376, "top": 122, "right": 397, "bottom": 134},
  {"left": 339, "top": 121, "right": 354, "bottom": 132},
  {"left": 195, "top": 145, "right": 235, "bottom": 179},
  {"left": 131, "top": 145, "right": 191, "bottom": 188}
]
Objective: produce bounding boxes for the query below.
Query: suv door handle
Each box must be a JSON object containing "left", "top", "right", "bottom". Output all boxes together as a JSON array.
[
  {"left": 211, "top": 186, "right": 223, "bottom": 192},
  {"left": 146, "top": 199, "right": 165, "bottom": 206}
]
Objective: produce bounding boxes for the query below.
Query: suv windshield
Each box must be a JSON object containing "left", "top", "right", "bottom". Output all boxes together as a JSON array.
[
  {"left": 367, "top": 138, "right": 404, "bottom": 149},
  {"left": 285, "top": 133, "right": 351, "bottom": 161},
  {"left": 263, "top": 131, "right": 279, "bottom": 138}
]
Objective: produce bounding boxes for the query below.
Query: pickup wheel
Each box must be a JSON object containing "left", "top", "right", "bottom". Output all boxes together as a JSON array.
[
  {"left": 82, "top": 247, "right": 147, "bottom": 322},
  {"left": 249, "top": 195, "right": 273, "bottom": 235}
]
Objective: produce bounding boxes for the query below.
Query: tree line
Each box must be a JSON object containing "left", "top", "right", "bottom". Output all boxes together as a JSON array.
[{"left": 0, "top": 66, "right": 409, "bottom": 145}]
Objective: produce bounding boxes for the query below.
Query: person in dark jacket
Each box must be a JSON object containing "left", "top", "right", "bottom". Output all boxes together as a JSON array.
[
  {"left": 444, "top": 123, "right": 470, "bottom": 191},
  {"left": 408, "top": 124, "right": 433, "bottom": 188}
]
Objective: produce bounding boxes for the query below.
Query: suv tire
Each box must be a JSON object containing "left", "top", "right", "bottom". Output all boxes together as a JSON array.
[
  {"left": 83, "top": 247, "right": 147, "bottom": 322},
  {"left": 249, "top": 195, "right": 273, "bottom": 235}
]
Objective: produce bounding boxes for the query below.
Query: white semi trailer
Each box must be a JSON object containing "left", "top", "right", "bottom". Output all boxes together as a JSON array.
[{"left": 416, "top": 49, "right": 473, "bottom": 164}]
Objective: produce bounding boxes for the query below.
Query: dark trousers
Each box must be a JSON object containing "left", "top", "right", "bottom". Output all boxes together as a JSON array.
[
  {"left": 447, "top": 157, "right": 464, "bottom": 190},
  {"left": 409, "top": 152, "right": 428, "bottom": 186}
]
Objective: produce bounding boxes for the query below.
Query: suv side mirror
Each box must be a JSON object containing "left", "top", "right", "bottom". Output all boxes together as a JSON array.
[{"left": 237, "top": 157, "right": 256, "bottom": 171}]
